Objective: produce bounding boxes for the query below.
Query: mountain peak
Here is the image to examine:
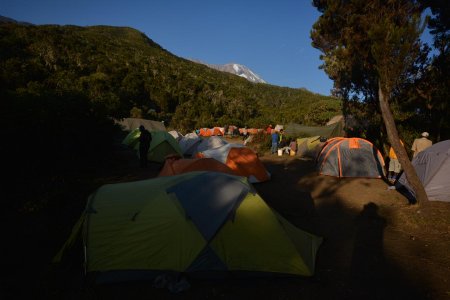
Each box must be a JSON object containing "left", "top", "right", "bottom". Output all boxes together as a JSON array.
[
  {"left": 0, "top": 15, "right": 33, "bottom": 25},
  {"left": 193, "top": 60, "right": 266, "bottom": 84}
]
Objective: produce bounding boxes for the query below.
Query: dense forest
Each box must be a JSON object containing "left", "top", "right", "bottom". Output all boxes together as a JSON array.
[{"left": 0, "top": 22, "right": 341, "bottom": 130}]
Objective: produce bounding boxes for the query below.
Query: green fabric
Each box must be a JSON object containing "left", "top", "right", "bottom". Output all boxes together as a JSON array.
[
  {"left": 211, "top": 193, "right": 313, "bottom": 276},
  {"left": 296, "top": 136, "right": 324, "bottom": 158},
  {"left": 122, "top": 130, "right": 183, "bottom": 163},
  {"left": 147, "top": 131, "right": 183, "bottom": 162},
  {"left": 122, "top": 128, "right": 140, "bottom": 148},
  {"left": 52, "top": 213, "right": 86, "bottom": 263},
  {"left": 297, "top": 136, "right": 321, "bottom": 151},
  {"left": 285, "top": 121, "right": 344, "bottom": 138}
]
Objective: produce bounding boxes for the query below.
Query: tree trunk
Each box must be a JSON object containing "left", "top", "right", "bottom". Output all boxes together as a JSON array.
[{"left": 378, "top": 83, "right": 429, "bottom": 206}]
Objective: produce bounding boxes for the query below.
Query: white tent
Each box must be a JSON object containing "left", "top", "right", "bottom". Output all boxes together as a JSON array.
[
  {"left": 168, "top": 130, "right": 183, "bottom": 141},
  {"left": 274, "top": 124, "right": 284, "bottom": 131},
  {"left": 195, "top": 136, "right": 229, "bottom": 154},
  {"left": 178, "top": 133, "right": 201, "bottom": 156},
  {"left": 397, "top": 140, "right": 450, "bottom": 202}
]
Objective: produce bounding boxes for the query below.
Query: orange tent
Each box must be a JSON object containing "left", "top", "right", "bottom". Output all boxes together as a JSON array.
[
  {"left": 158, "top": 157, "right": 237, "bottom": 177},
  {"left": 196, "top": 144, "right": 270, "bottom": 183},
  {"left": 226, "top": 147, "right": 270, "bottom": 182},
  {"left": 212, "top": 127, "right": 223, "bottom": 136},
  {"left": 199, "top": 128, "right": 212, "bottom": 137}
]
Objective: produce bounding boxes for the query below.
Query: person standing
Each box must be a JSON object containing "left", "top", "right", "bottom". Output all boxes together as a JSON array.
[
  {"left": 242, "top": 127, "right": 249, "bottom": 141},
  {"left": 139, "top": 125, "right": 152, "bottom": 168},
  {"left": 388, "top": 139, "right": 404, "bottom": 184},
  {"left": 271, "top": 130, "right": 279, "bottom": 154},
  {"left": 411, "top": 132, "right": 432, "bottom": 158},
  {"left": 278, "top": 129, "right": 285, "bottom": 148}
]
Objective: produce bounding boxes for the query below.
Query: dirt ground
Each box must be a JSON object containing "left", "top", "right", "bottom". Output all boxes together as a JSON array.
[{"left": 3, "top": 136, "right": 450, "bottom": 300}]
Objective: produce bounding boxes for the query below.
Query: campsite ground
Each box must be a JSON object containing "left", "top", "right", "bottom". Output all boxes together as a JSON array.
[{"left": 4, "top": 136, "right": 450, "bottom": 300}]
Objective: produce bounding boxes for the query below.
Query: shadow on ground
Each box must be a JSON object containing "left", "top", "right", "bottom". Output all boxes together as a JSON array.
[{"left": 3, "top": 149, "right": 447, "bottom": 299}]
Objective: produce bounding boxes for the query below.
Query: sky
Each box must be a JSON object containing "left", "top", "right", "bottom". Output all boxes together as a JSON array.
[{"left": 2, "top": 0, "right": 435, "bottom": 96}]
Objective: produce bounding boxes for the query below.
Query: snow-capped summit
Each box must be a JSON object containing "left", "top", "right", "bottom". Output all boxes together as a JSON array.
[{"left": 193, "top": 60, "right": 266, "bottom": 84}]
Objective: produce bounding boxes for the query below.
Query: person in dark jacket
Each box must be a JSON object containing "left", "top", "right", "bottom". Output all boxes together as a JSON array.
[
  {"left": 139, "top": 125, "right": 152, "bottom": 168},
  {"left": 271, "top": 130, "right": 279, "bottom": 154}
]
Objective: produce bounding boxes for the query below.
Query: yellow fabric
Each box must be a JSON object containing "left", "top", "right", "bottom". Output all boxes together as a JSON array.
[
  {"left": 296, "top": 136, "right": 321, "bottom": 150},
  {"left": 122, "top": 128, "right": 140, "bottom": 148},
  {"left": 86, "top": 179, "right": 206, "bottom": 272},
  {"left": 53, "top": 213, "right": 86, "bottom": 263},
  {"left": 273, "top": 211, "right": 323, "bottom": 275},
  {"left": 211, "top": 193, "right": 311, "bottom": 276},
  {"left": 57, "top": 172, "right": 322, "bottom": 278},
  {"left": 389, "top": 140, "right": 404, "bottom": 159}
]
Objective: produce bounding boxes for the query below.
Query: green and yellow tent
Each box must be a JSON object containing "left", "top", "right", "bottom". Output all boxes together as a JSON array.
[
  {"left": 55, "top": 172, "right": 322, "bottom": 283},
  {"left": 123, "top": 130, "right": 183, "bottom": 163},
  {"left": 296, "top": 136, "right": 324, "bottom": 158}
]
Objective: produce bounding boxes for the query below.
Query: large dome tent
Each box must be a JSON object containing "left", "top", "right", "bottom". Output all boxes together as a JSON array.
[
  {"left": 54, "top": 172, "right": 322, "bottom": 283},
  {"left": 317, "top": 137, "right": 385, "bottom": 178}
]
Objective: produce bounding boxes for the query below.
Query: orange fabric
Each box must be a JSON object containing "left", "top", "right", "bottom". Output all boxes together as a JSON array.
[
  {"left": 225, "top": 147, "right": 270, "bottom": 182},
  {"left": 319, "top": 139, "right": 344, "bottom": 171},
  {"left": 158, "top": 158, "right": 236, "bottom": 177},
  {"left": 199, "top": 128, "right": 212, "bottom": 137},
  {"left": 212, "top": 127, "right": 223, "bottom": 136},
  {"left": 348, "top": 138, "right": 360, "bottom": 149},
  {"left": 318, "top": 137, "right": 345, "bottom": 159},
  {"left": 337, "top": 146, "right": 342, "bottom": 177},
  {"left": 195, "top": 152, "right": 205, "bottom": 158}
]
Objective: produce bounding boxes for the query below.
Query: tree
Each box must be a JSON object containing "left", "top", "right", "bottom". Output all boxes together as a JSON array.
[
  {"left": 417, "top": 0, "right": 450, "bottom": 141},
  {"left": 311, "top": 0, "right": 429, "bottom": 206}
]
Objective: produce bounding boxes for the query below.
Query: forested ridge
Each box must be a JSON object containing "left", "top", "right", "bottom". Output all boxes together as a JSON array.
[
  {"left": 0, "top": 22, "right": 341, "bottom": 131},
  {"left": 0, "top": 22, "right": 340, "bottom": 210}
]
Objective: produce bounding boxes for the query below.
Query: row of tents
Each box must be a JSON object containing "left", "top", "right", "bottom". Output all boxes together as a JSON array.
[
  {"left": 196, "top": 125, "right": 285, "bottom": 137},
  {"left": 121, "top": 117, "right": 449, "bottom": 203},
  {"left": 123, "top": 128, "right": 271, "bottom": 183},
  {"left": 55, "top": 118, "right": 449, "bottom": 287},
  {"left": 119, "top": 117, "right": 449, "bottom": 203},
  {"left": 54, "top": 119, "right": 323, "bottom": 285}
]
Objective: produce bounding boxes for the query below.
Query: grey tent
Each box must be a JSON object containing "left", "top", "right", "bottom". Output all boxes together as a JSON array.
[
  {"left": 317, "top": 137, "right": 385, "bottom": 178},
  {"left": 116, "top": 118, "right": 166, "bottom": 132},
  {"left": 396, "top": 140, "right": 450, "bottom": 202}
]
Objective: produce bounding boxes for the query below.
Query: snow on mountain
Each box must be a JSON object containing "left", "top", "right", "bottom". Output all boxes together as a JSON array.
[{"left": 192, "top": 60, "right": 266, "bottom": 84}]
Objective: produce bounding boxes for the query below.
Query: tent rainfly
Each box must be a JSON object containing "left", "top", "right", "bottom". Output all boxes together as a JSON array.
[
  {"left": 317, "top": 137, "right": 385, "bottom": 178},
  {"left": 54, "top": 172, "right": 322, "bottom": 283},
  {"left": 123, "top": 130, "right": 183, "bottom": 163}
]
